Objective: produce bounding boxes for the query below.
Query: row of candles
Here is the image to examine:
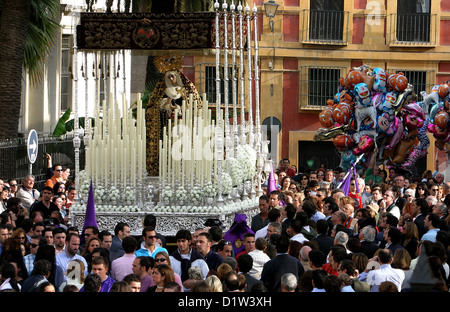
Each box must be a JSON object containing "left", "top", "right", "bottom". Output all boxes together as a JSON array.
[
  {"left": 84, "top": 93, "right": 146, "bottom": 187},
  {"left": 159, "top": 94, "right": 226, "bottom": 189}
]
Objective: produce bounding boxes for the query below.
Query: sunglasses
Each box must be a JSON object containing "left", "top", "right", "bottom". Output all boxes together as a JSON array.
[
  {"left": 155, "top": 258, "right": 166, "bottom": 263},
  {"left": 30, "top": 243, "right": 39, "bottom": 248}
]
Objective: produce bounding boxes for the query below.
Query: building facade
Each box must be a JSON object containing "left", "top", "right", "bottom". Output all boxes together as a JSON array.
[{"left": 19, "top": 0, "right": 450, "bottom": 176}]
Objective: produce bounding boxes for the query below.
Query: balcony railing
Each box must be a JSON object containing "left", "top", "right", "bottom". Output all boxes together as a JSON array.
[
  {"left": 301, "top": 9, "right": 349, "bottom": 45},
  {"left": 388, "top": 13, "right": 437, "bottom": 46}
]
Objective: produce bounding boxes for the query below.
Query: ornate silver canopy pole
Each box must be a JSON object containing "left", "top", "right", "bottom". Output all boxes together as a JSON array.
[
  {"left": 215, "top": 0, "right": 224, "bottom": 205},
  {"left": 246, "top": 4, "right": 254, "bottom": 147},
  {"left": 223, "top": 0, "right": 231, "bottom": 169},
  {"left": 253, "top": 5, "right": 262, "bottom": 197},
  {"left": 72, "top": 10, "right": 81, "bottom": 204},
  {"left": 238, "top": 2, "right": 246, "bottom": 146},
  {"left": 230, "top": 1, "right": 239, "bottom": 156},
  {"left": 112, "top": 51, "right": 117, "bottom": 107},
  {"left": 83, "top": 52, "right": 90, "bottom": 168},
  {"left": 122, "top": 50, "right": 126, "bottom": 94},
  {"left": 103, "top": 51, "right": 109, "bottom": 136}
]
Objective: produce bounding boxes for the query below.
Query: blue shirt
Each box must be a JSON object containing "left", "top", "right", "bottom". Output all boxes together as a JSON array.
[
  {"left": 135, "top": 246, "right": 168, "bottom": 258},
  {"left": 421, "top": 229, "right": 440, "bottom": 242},
  {"left": 56, "top": 251, "right": 89, "bottom": 281}
]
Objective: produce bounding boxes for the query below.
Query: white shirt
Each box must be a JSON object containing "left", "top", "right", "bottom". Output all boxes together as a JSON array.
[
  {"left": 248, "top": 249, "right": 271, "bottom": 279},
  {"left": 366, "top": 264, "right": 405, "bottom": 292},
  {"left": 255, "top": 224, "right": 268, "bottom": 240},
  {"left": 290, "top": 233, "right": 309, "bottom": 244}
]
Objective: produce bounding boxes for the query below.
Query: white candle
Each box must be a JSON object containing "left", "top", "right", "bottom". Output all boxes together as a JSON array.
[
  {"left": 95, "top": 142, "right": 100, "bottom": 187},
  {"left": 159, "top": 140, "right": 163, "bottom": 183},
  {"left": 122, "top": 141, "right": 127, "bottom": 187},
  {"left": 131, "top": 147, "right": 136, "bottom": 186},
  {"left": 113, "top": 147, "right": 118, "bottom": 187},
  {"left": 104, "top": 147, "right": 108, "bottom": 185}
]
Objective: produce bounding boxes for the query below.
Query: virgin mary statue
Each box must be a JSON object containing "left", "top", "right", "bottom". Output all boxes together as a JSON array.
[{"left": 145, "top": 56, "right": 202, "bottom": 176}]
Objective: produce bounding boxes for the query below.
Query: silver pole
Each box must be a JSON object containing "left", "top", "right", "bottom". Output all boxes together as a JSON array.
[
  {"left": 253, "top": 5, "right": 261, "bottom": 197},
  {"left": 223, "top": 1, "right": 231, "bottom": 171},
  {"left": 231, "top": 1, "right": 239, "bottom": 156},
  {"left": 72, "top": 11, "right": 81, "bottom": 204},
  {"left": 238, "top": 2, "right": 246, "bottom": 146},
  {"left": 84, "top": 52, "right": 89, "bottom": 167},
  {"left": 246, "top": 4, "right": 254, "bottom": 147},
  {"left": 214, "top": 0, "right": 224, "bottom": 204}
]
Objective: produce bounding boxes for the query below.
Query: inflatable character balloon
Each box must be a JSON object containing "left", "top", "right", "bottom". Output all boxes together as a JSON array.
[
  {"left": 318, "top": 100, "right": 336, "bottom": 128},
  {"left": 354, "top": 82, "right": 376, "bottom": 131},
  {"left": 428, "top": 110, "right": 450, "bottom": 151},
  {"left": 372, "top": 67, "right": 387, "bottom": 93},
  {"left": 387, "top": 102, "right": 425, "bottom": 165}
]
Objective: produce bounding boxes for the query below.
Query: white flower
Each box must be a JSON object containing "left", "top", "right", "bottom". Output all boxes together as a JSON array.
[
  {"left": 215, "top": 172, "right": 232, "bottom": 195},
  {"left": 227, "top": 157, "right": 243, "bottom": 186},
  {"left": 161, "top": 185, "right": 173, "bottom": 199},
  {"left": 189, "top": 186, "right": 203, "bottom": 204},
  {"left": 94, "top": 185, "right": 106, "bottom": 201},
  {"left": 175, "top": 187, "right": 189, "bottom": 202},
  {"left": 108, "top": 186, "right": 121, "bottom": 202},
  {"left": 236, "top": 145, "right": 257, "bottom": 181},
  {"left": 122, "top": 186, "right": 137, "bottom": 202},
  {"left": 203, "top": 182, "right": 217, "bottom": 197}
]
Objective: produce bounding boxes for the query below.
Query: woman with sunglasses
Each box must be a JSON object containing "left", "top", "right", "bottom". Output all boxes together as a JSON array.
[
  {"left": 414, "top": 182, "right": 429, "bottom": 199},
  {"left": 296, "top": 174, "right": 309, "bottom": 191},
  {"left": 153, "top": 251, "right": 183, "bottom": 290}
]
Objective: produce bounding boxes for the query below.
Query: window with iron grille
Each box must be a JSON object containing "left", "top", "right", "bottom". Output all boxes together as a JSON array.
[
  {"left": 200, "top": 64, "right": 238, "bottom": 106},
  {"left": 394, "top": 0, "right": 433, "bottom": 44},
  {"left": 300, "top": 65, "right": 346, "bottom": 108},
  {"left": 61, "top": 34, "right": 73, "bottom": 112},
  {"left": 390, "top": 69, "right": 435, "bottom": 102},
  {"left": 303, "top": 0, "right": 347, "bottom": 43}
]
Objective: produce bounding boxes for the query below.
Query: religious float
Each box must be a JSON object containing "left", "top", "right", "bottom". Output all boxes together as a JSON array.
[{"left": 67, "top": 2, "right": 269, "bottom": 235}]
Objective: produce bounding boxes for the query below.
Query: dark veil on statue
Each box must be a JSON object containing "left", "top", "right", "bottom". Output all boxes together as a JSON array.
[{"left": 145, "top": 56, "right": 202, "bottom": 176}]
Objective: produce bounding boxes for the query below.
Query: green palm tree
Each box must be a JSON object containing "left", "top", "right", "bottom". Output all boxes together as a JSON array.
[{"left": 0, "top": 0, "right": 60, "bottom": 139}]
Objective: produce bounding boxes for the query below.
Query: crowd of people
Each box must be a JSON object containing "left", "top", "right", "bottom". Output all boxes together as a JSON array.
[{"left": 0, "top": 153, "right": 449, "bottom": 293}]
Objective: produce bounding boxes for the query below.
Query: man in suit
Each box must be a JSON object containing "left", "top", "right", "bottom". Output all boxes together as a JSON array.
[
  {"left": 312, "top": 219, "right": 334, "bottom": 256},
  {"left": 322, "top": 196, "right": 340, "bottom": 236},
  {"left": 413, "top": 198, "right": 429, "bottom": 240},
  {"left": 383, "top": 226, "right": 404, "bottom": 255},
  {"left": 359, "top": 226, "right": 380, "bottom": 259},
  {"left": 432, "top": 202, "right": 448, "bottom": 220},
  {"left": 110, "top": 222, "right": 131, "bottom": 259},
  {"left": 260, "top": 235, "right": 305, "bottom": 292},
  {"left": 376, "top": 213, "right": 399, "bottom": 244}
]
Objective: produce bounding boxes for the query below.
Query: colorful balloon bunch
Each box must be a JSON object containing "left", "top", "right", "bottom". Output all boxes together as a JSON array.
[{"left": 314, "top": 65, "right": 449, "bottom": 175}]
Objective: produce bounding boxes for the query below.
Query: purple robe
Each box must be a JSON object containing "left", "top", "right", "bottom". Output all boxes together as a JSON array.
[{"left": 223, "top": 213, "right": 255, "bottom": 255}]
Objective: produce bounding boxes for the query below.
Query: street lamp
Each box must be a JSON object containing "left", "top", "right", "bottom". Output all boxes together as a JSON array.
[{"left": 263, "top": 0, "right": 279, "bottom": 32}]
